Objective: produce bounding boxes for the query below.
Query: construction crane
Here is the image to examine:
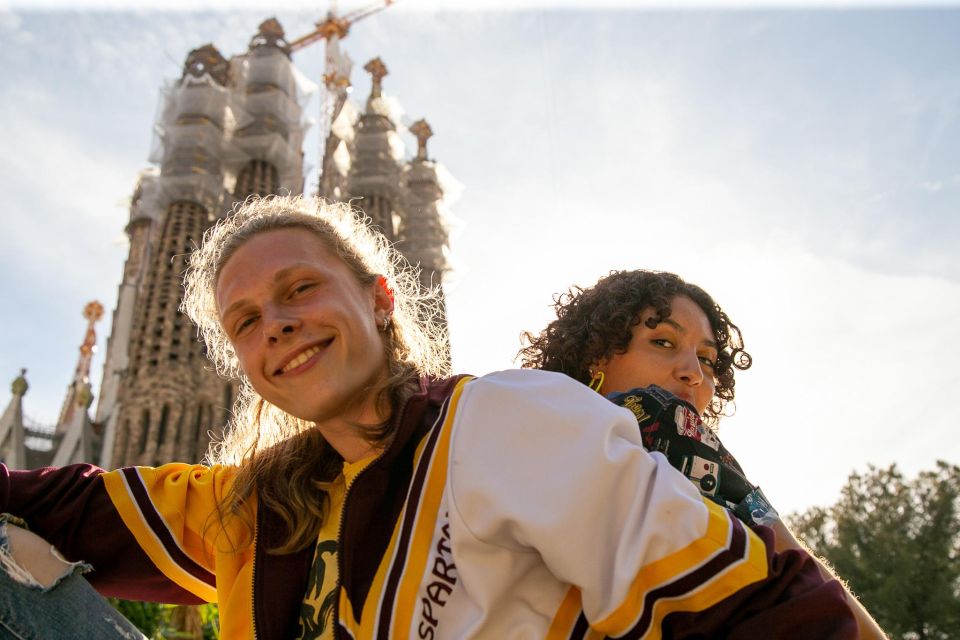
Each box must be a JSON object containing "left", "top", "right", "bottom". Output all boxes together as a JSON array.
[
  {"left": 289, "top": 0, "right": 394, "bottom": 55},
  {"left": 290, "top": 1, "right": 394, "bottom": 195}
]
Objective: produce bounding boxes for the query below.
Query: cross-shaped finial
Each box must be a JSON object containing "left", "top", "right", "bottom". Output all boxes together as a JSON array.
[
  {"left": 364, "top": 57, "right": 388, "bottom": 99},
  {"left": 83, "top": 301, "right": 105, "bottom": 323},
  {"left": 410, "top": 119, "right": 433, "bottom": 161}
]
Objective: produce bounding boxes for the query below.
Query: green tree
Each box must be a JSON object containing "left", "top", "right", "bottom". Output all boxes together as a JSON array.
[
  {"left": 108, "top": 600, "right": 220, "bottom": 639},
  {"left": 788, "top": 461, "right": 960, "bottom": 640}
]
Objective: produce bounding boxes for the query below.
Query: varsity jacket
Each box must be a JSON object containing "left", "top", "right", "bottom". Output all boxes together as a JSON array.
[{"left": 0, "top": 370, "right": 858, "bottom": 639}]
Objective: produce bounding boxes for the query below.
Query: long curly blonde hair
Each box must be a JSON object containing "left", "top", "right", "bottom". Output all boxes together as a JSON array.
[{"left": 182, "top": 195, "right": 449, "bottom": 552}]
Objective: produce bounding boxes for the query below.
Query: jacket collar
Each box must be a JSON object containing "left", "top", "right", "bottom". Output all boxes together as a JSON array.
[{"left": 252, "top": 375, "right": 466, "bottom": 639}]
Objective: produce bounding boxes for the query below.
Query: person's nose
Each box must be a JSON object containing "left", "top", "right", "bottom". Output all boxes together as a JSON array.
[
  {"left": 675, "top": 348, "right": 704, "bottom": 386},
  {"left": 263, "top": 305, "right": 301, "bottom": 345}
]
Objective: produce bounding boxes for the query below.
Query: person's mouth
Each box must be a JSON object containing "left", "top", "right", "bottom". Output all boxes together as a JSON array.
[{"left": 274, "top": 339, "right": 333, "bottom": 376}]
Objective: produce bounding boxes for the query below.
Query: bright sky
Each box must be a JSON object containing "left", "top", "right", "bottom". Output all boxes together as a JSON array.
[{"left": 1, "top": 2, "right": 958, "bottom": 516}]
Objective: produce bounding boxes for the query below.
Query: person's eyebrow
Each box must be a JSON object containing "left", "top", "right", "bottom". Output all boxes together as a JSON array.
[
  {"left": 658, "top": 317, "right": 719, "bottom": 350},
  {"left": 219, "top": 264, "right": 312, "bottom": 320}
]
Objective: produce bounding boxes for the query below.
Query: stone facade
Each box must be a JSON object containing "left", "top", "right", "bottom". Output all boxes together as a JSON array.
[
  {"left": 98, "top": 21, "right": 306, "bottom": 467},
  {"left": 6, "top": 17, "right": 457, "bottom": 470}
]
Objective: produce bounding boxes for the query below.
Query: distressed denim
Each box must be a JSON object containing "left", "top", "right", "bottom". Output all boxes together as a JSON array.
[{"left": 0, "top": 514, "right": 146, "bottom": 639}]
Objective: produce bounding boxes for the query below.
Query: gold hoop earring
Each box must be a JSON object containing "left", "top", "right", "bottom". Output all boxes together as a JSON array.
[{"left": 588, "top": 370, "right": 605, "bottom": 393}]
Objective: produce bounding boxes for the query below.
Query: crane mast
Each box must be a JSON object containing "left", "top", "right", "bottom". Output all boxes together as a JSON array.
[{"left": 289, "top": 1, "right": 395, "bottom": 193}]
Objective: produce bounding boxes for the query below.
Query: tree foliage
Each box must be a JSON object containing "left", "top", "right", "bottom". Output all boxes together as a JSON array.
[
  {"left": 108, "top": 600, "right": 220, "bottom": 640},
  {"left": 788, "top": 461, "right": 960, "bottom": 640}
]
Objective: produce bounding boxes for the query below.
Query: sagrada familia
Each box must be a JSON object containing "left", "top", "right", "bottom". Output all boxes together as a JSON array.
[{"left": 0, "top": 12, "right": 454, "bottom": 471}]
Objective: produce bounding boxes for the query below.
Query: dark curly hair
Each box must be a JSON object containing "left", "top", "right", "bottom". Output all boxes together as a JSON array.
[{"left": 519, "top": 270, "right": 752, "bottom": 426}]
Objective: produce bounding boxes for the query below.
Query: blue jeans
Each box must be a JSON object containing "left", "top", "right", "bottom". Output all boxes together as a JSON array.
[{"left": 0, "top": 515, "right": 146, "bottom": 639}]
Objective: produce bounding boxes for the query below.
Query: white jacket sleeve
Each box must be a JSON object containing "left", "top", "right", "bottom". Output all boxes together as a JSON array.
[{"left": 447, "top": 370, "right": 855, "bottom": 638}]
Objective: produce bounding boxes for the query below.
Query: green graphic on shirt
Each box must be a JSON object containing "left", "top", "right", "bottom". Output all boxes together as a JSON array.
[{"left": 297, "top": 540, "right": 339, "bottom": 639}]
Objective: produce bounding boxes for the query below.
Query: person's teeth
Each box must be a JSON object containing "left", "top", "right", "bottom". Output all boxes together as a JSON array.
[{"left": 281, "top": 345, "right": 320, "bottom": 373}]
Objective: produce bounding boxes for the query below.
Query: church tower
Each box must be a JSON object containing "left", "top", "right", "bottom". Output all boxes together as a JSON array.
[
  {"left": 50, "top": 301, "right": 103, "bottom": 466},
  {"left": 96, "top": 20, "right": 307, "bottom": 467},
  {"left": 36, "top": 12, "right": 458, "bottom": 471},
  {"left": 101, "top": 43, "right": 235, "bottom": 468},
  {"left": 5, "top": 13, "right": 457, "bottom": 470},
  {"left": 320, "top": 58, "right": 453, "bottom": 307},
  {"left": 0, "top": 371, "right": 29, "bottom": 470},
  {"left": 344, "top": 57, "right": 403, "bottom": 239},
  {"left": 398, "top": 119, "right": 449, "bottom": 297}
]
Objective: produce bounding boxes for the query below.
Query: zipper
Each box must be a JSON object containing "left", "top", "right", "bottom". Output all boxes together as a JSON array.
[
  {"left": 332, "top": 393, "right": 413, "bottom": 639},
  {"left": 251, "top": 504, "right": 261, "bottom": 639}
]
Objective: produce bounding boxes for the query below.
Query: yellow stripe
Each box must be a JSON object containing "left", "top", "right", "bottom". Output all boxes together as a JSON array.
[
  {"left": 388, "top": 377, "right": 471, "bottom": 638},
  {"left": 102, "top": 470, "right": 218, "bottom": 602},
  {"left": 547, "top": 586, "right": 584, "bottom": 640},
  {"left": 351, "top": 436, "right": 431, "bottom": 639},
  {"left": 339, "top": 586, "right": 359, "bottom": 637},
  {"left": 594, "top": 499, "right": 759, "bottom": 636},
  {"left": 642, "top": 515, "right": 768, "bottom": 639}
]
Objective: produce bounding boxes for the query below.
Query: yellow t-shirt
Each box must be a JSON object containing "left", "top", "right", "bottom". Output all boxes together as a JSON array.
[{"left": 296, "top": 456, "right": 374, "bottom": 640}]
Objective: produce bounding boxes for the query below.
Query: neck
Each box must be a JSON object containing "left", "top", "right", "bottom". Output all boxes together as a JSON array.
[
  {"left": 324, "top": 429, "right": 382, "bottom": 463},
  {"left": 314, "top": 407, "right": 385, "bottom": 464},
  {"left": 316, "top": 376, "right": 416, "bottom": 463}
]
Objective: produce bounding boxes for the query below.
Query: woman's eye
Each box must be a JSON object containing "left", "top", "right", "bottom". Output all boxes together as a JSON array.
[
  {"left": 699, "top": 355, "right": 717, "bottom": 368},
  {"left": 652, "top": 338, "right": 674, "bottom": 348}
]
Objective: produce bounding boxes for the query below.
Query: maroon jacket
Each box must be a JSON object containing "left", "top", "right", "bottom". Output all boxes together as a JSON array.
[{"left": 1, "top": 375, "right": 857, "bottom": 639}]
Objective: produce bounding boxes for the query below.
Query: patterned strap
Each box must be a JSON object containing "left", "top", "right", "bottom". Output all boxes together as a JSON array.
[{"left": 607, "top": 386, "right": 780, "bottom": 527}]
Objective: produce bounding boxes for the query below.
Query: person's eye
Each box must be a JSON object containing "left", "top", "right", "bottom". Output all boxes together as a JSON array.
[
  {"left": 291, "top": 282, "right": 315, "bottom": 297},
  {"left": 652, "top": 338, "right": 674, "bottom": 348},
  {"left": 699, "top": 355, "right": 717, "bottom": 368},
  {"left": 235, "top": 315, "right": 258, "bottom": 336}
]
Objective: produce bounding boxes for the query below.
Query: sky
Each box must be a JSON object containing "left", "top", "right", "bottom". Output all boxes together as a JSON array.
[{"left": 0, "top": 1, "right": 958, "bottom": 516}]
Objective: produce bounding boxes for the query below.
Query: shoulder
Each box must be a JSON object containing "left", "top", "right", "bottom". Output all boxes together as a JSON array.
[
  {"left": 463, "top": 368, "right": 618, "bottom": 412},
  {"left": 100, "top": 463, "right": 240, "bottom": 519},
  {"left": 455, "top": 369, "right": 637, "bottom": 440},
  {"left": 447, "top": 369, "right": 649, "bottom": 500}
]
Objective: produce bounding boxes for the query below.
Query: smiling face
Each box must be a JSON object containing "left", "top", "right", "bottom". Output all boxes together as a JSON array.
[
  {"left": 596, "top": 295, "right": 719, "bottom": 415},
  {"left": 215, "top": 227, "right": 393, "bottom": 427}
]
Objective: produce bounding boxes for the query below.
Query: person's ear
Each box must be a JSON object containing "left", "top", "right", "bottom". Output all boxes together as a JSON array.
[{"left": 373, "top": 275, "right": 395, "bottom": 329}]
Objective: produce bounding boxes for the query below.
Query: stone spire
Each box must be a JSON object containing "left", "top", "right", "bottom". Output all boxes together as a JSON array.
[
  {"left": 364, "top": 57, "right": 388, "bottom": 106},
  {"left": 0, "top": 370, "right": 29, "bottom": 469},
  {"left": 56, "top": 301, "right": 103, "bottom": 430},
  {"left": 182, "top": 44, "right": 230, "bottom": 86},
  {"left": 409, "top": 118, "right": 433, "bottom": 162},
  {"left": 52, "top": 302, "right": 103, "bottom": 466},
  {"left": 104, "top": 44, "right": 236, "bottom": 468},
  {"left": 234, "top": 17, "right": 306, "bottom": 202},
  {"left": 347, "top": 57, "right": 404, "bottom": 239},
  {"left": 248, "top": 17, "right": 292, "bottom": 58},
  {"left": 397, "top": 118, "right": 449, "bottom": 298}
]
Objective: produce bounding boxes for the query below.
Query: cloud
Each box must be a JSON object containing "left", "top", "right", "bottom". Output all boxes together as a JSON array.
[
  {"left": 703, "top": 244, "right": 960, "bottom": 513},
  {"left": 4, "top": 1, "right": 959, "bottom": 8},
  {"left": 446, "top": 176, "right": 960, "bottom": 515},
  {"left": 0, "top": 9, "right": 21, "bottom": 30},
  {"left": 0, "top": 84, "right": 132, "bottom": 299}
]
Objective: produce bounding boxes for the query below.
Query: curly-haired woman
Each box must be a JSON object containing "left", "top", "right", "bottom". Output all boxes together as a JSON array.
[
  {"left": 1, "top": 199, "right": 857, "bottom": 639},
  {"left": 520, "top": 268, "right": 886, "bottom": 639}
]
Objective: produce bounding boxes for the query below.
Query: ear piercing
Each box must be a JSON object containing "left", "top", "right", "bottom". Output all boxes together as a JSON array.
[{"left": 588, "top": 370, "right": 605, "bottom": 392}]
